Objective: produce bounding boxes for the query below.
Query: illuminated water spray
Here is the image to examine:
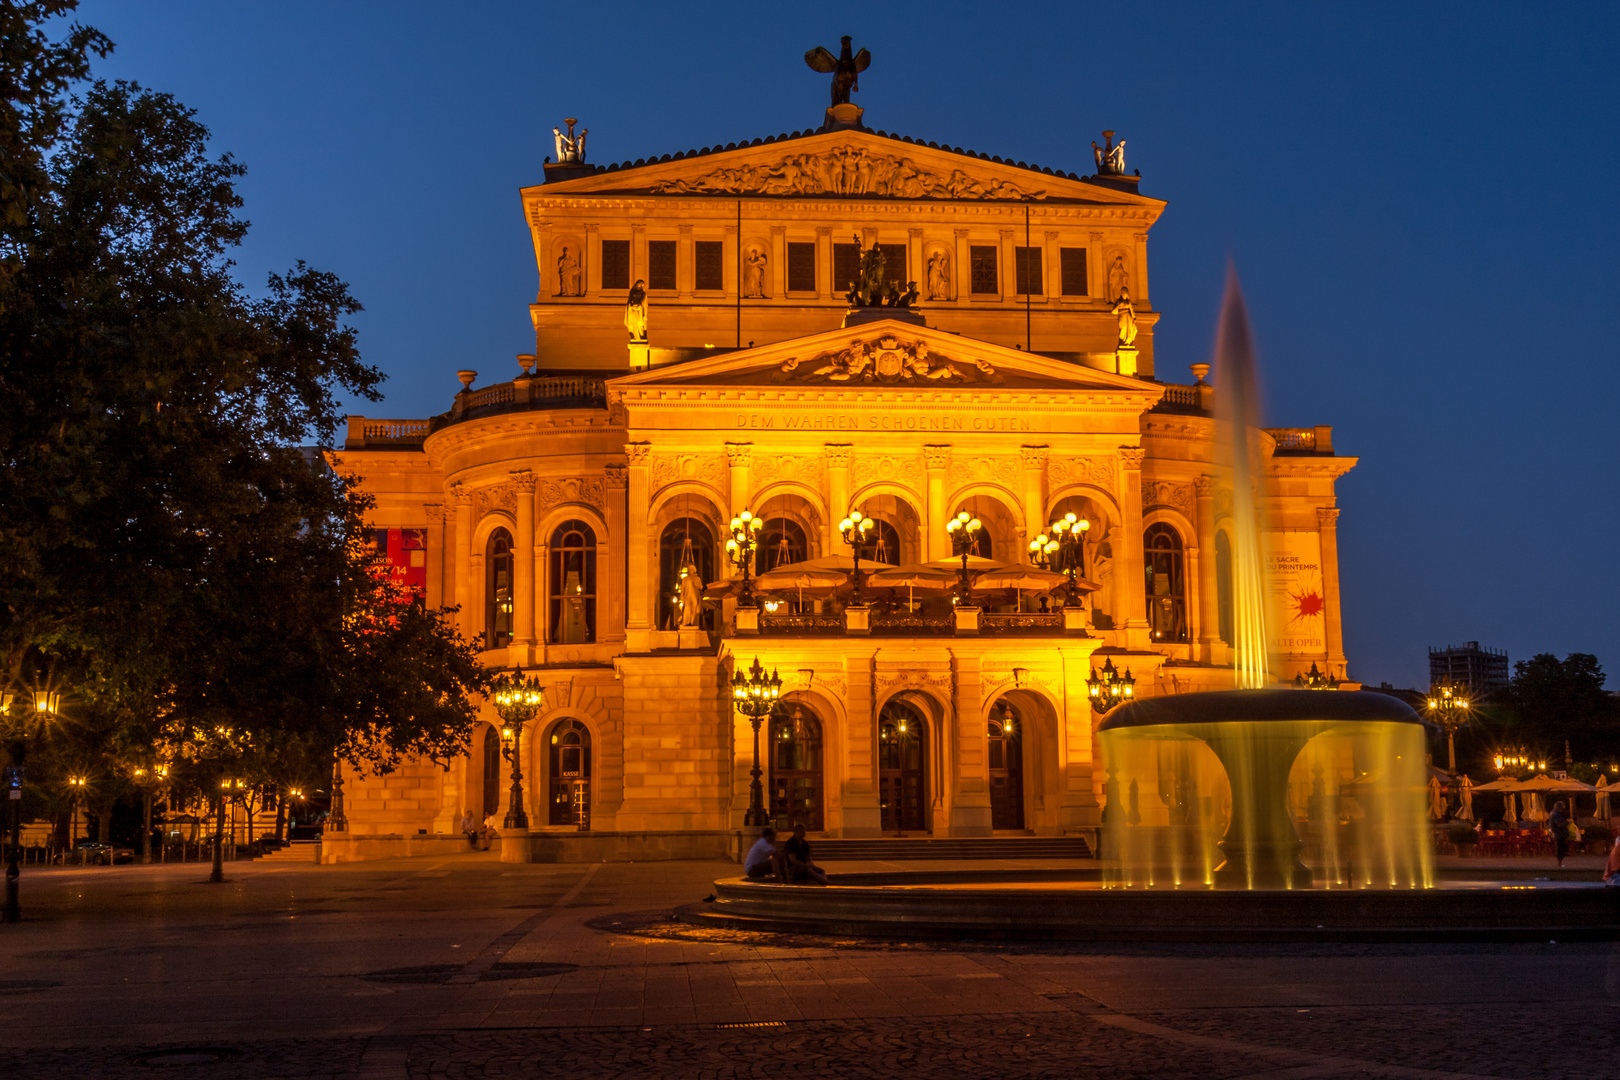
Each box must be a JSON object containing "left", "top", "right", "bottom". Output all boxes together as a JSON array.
[{"left": 1214, "top": 270, "right": 1269, "bottom": 688}]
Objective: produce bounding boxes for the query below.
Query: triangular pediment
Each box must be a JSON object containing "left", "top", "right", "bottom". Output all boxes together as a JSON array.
[
  {"left": 608, "top": 320, "right": 1163, "bottom": 397},
  {"left": 525, "top": 128, "right": 1163, "bottom": 212}
]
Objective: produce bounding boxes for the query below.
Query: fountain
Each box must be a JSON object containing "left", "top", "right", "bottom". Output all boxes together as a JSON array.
[{"left": 1097, "top": 271, "right": 1432, "bottom": 891}]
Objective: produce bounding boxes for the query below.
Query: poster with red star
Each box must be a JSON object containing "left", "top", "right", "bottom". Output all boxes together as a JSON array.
[{"left": 1266, "top": 531, "right": 1326, "bottom": 656}]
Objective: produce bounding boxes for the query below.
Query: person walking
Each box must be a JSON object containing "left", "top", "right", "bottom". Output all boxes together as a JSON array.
[{"left": 1547, "top": 800, "right": 1571, "bottom": 868}]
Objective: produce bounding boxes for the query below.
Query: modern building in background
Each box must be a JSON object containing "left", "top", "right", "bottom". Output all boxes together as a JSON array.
[
  {"left": 1428, "top": 642, "right": 1509, "bottom": 692},
  {"left": 326, "top": 84, "right": 1356, "bottom": 863}
]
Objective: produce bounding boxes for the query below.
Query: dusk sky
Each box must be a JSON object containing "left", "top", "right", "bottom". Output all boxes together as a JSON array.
[{"left": 76, "top": 2, "right": 1620, "bottom": 688}]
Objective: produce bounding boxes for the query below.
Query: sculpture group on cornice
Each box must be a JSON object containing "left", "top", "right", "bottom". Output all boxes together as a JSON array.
[
  {"left": 651, "top": 145, "right": 1047, "bottom": 201},
  {"left": 775, "top": 336, "right": 997, "bottom": 385}
]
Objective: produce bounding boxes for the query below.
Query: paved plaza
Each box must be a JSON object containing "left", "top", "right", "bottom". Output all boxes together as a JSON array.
[{"left": 0, "top": 852, "right": 1615, "bottom": 1079}]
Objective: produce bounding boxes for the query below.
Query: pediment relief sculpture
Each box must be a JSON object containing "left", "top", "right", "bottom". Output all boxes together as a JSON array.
[
  {"left": 775, "top": 336, "right": 998, "bottom": 385},
  {"left": 652, "top": 146, "right": 1046, "bottom": 200}
]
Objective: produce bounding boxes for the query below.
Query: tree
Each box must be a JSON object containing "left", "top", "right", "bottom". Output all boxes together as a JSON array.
[
  {"left": 1, "top": 5, "right": 488, "bottom": 829},
  {"left": 1507, "top": 653, "right": 1618, "bottom": 763}
]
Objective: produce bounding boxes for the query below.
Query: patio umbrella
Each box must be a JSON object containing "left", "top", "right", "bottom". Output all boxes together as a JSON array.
[
  {"left": 1456, "top": 774, "right": 1475, "bottom": 822},
  {"left": 1516, "top": 773, "right": 1598, "bottom": 794},
  {"left": 1503, "top": 791, "right": 1518, "bottom": 825},
  {"left": 1525, "top": 792, "right": 1547, "bottom": 822},
  {"left": 967, "top": 566, "right": 1072, "bottom": 614},
  {"left": 1597, "top": 775, "right": 1611, "bottom": 821},
  {"left": 1427, "top": 775, "right": 1446, "bottom": 820},
  {"left": 1469, "top": 776, "right": 1522, "bottom": 791},
  {"left": 752, "top": 564, "right": 848, "bottom": 609},
  {"left": 866, "top": 563, "right": 958, "bottom": 611}
]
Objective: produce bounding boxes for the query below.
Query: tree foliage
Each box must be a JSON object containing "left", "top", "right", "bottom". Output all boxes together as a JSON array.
[{"left": 1, "top": 4, "right": 488, "bottom": 788}]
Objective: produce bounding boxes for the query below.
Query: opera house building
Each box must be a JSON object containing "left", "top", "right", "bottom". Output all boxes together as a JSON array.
[{"left": 328, "top": 106, "right": 1355, "bottom": 863}]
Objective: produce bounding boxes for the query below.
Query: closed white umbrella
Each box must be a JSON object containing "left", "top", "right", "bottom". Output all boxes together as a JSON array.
[
  {"left": 1503, "top": 791, "right": 1518, "bottom": 825},
  {"left": 1597, "top": 775, "right": 1611, "bottom": 821},
  {"left": 1427, "top": 775, "right": 1446, "bottom": 820},
  {"left": 1456, "top": 775, "right": 1475, "bottom": 822},
  {"left": 1526, "top": 792, "right": 1547, "bottom": 822}
]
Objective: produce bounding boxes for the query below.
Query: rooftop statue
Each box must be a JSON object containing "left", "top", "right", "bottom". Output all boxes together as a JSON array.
[
  {"left": 1092, "top": 130, "right": 1126, "bottom": 176},
  {"left": 553, "top": 118, "right": 587, "bottom": 164},
  {"left": 804, "top": 36, "right": 871, "bottom": 106}
]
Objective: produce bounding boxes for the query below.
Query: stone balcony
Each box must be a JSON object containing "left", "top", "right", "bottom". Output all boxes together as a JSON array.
[{"left": 734, "top": 605, "right": 1089, "bottom": 639}]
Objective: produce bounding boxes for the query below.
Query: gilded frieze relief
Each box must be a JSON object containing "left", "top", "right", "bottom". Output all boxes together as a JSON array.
[
  {"left": 776, "top": 337, "right": 997, "bottom": 385},
  {"left": 948, "top": 455, "right": 1021, "bottom": 491},
  {"left": 651, "top": 146, "right": 1047, "bottom": 200},
  {"left": 540, "top": 477, "right": 605, "bottom": 513},
  {"left": 1047, "top": 455, "right": 1116, "bottom": 493},
  {"left": 751, "top": 453, "right": 825, "bottom": 491},
  {"left": 476, "top": 483, "right": 517, "bottom": 520},
  {"left": 650, "top": 452, "right": 728, "bottom": 493},
  {"left": 849, "top": 452, "right": 925, "bottom": 493},
  {"left": 1141, "top": 479, "right": 1194, "bottom": 519}
]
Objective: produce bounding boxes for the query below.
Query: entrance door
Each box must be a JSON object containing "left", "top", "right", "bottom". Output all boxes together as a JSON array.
[
  {"left": 988, "top": 698, "right": 1024, "bottom": 829},
  {"left": 481, "top": 725, "right": 501, "bottom": 818},
  {"left": 768, "top": 704, "right": 823, "bottom": 831},
  {"left": 548, "top": 720, "right": 592, "bottom": 827},
  {"left": 878, "top": 701, "right": 927, "bottom": 832}
]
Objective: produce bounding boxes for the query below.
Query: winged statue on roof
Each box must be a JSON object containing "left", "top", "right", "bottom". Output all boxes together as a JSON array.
[{"left": 805, "top": 36, "right": 871, "bottom": 106}]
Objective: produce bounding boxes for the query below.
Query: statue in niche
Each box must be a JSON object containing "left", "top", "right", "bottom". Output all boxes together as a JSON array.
[
  {"left": 552, "top": 118, "right": 587, "bottom": 164},
  {"left": 678, "top": 563, "right": 703, "bottom": 627},
  {"left": 742, "top": 249, "right": 768, "bottom": 298},
  {"left": 624, "top": 280, "right": 648, "bottom": 342},
  {"left": 803, "top": 36, "right": 871, "bottom": 106},
  {"left": 1112, "top": 287, "right": 1139, "bottom": 348},
  {"left": 926, "top": 250, "right": 951, "bottom": 300},
  {"left": 556, "top": 246, "right": 582, "bottom": 297},
  {"left": 1092, "top": 130, "right": 1125, "bottom": 175},
  {"left": 1107, "top": 254, "right": 1128, "bottom": 302}
]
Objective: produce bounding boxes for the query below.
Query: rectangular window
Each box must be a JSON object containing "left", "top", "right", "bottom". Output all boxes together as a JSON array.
[
  {"left": 1014, "top": 247, "right": 1042, "bottom": 295},
  {"left": 832, "top": 242, "right": 860, "bottom": 295},
  {"left": 1060, "top": 247, "right": 1088, "bottom": 296},
  {"left": 600, "top": 239, "right": 630, "bottom": 291},
  {"left": 647, "top": 240, "right": 676, "bottom": 291},
  {"left": 879, "top": 244, "right": 908, "bottom": 290},
  {"left": 694, "top": 240, "right": 724, "bottom": 291},
  {"left": 787, "top": 242, "right": 816, "bottom": 292},
  {"left": 970, "top": 245, "right": 998, "bottom": 294}
]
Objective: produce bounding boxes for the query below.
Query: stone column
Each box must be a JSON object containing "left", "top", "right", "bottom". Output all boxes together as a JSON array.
[
  {"left": 1019, "top": 446, "right": 1049, "bottom": 552},
  {"left": 603, "top": 465, "right": 628, "bottom": 644},
  {"left": 998, "top": 229, "right": 1015, "bottom": 302},
  {"left": 631, "top": 223, "right": 646, "bottom": 287},
  {"left": 450, "top": 484, "right": 475, "bottom": 641},
  {"left": 723, "top": 223, "right": 739, "bottom": 296},
  {"left": 624, "top": 443, "right": 654, "bottom": 651},
  {"left": 724, "top": 443, "right": 752, "bottom": 523},
  {"left": 423, "top": 503, "right": 446, "bottom": 611},
  {"left": 1194, "top": 475, "right": 1221, "bottom": 662},
  {"left": 583, "top": 223, "right": 599, "bottom": 298},
  {"left": 923, "top": 445, "right": 951, "bottom": 562},
  {"left": 511, "top": 469, "right": 537, "bottom": 649},
  {"left": 840, "top": 648, "right": 881, "bottom": 836},
  {"left": 769, "top": 225, "right": 786, "bottom": 298},
  {"left": 824, "top": 444, "right": 853, "bottom": 554},
  {"left": 677, "top": 224, "right": 693, "bottom": 298},
  {"left": 1318, "top": 507, "right": 1347, "bottom": 675},
  {"left": 907, "top": 228, "right": 923, "bottom": 288},
  {"left": 1044, "top": 229, "right": 1061, "bottom": 304},
  {"left": 952, "top": 229, "right": 969, "bottom": 306},
  {"left": 949, "top": 653, "right": 991, "bottom": 836},
  {"left": 1116, "top": 447, "right": 1150, "bottom": 648}
]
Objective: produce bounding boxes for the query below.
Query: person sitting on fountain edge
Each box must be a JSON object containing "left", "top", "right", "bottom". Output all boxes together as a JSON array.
[
  {"left": 744, "top": 827, "right": 788, "bottom": 882},
  {"left": 784, "top": 823, "right": 830, "bottom": 886},
  {"left": 1547, "top": 800, "right": 1572, "bottom": 868}
]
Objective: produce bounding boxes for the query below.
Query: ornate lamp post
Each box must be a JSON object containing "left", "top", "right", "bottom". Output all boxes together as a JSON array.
[
  {"left": 0, "top": 689, "right": 53, "bottom": 921},
  {"left": 1029, "top": 512, "right": 1090, "bottom": 606},
  {"left": 132, "top": 761, "right": 169, "bottom": 864},
  {"left": 1086, "top": 658, "right": 1136, "bottom": 715},
  {"left": 1293, "top": 662, "right": 1341, "bottom": 691},
  {"left": 945, "top": 510, "right": 982, "bottom": 604},
  {"left": 1426, "top": 684, "right": 1471, "bottom": 774},
  {"left": 839, "top": 509, "right": 875, "bottom": 605},
  {"left": 327, "top": 754, "right": 348, "bottom": 833},
  {"left": 725, "top": 509, "right": 762, "bottom": 608},
  {"left": 731, "top": 657, "right": 782, "bottom": 828},
  {"left": 492, "top": 673, "right": 546, "bottom": 829}
]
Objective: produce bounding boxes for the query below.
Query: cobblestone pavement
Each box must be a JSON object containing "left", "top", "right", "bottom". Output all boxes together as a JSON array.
[{"left": 0, "top": 854, "right": 1614, "bottom": 1079}]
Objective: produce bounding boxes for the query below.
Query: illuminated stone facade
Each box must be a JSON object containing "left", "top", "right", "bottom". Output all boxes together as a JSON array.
[{"left": 328, "top": 122, "right": 1356, "bottom": 863}]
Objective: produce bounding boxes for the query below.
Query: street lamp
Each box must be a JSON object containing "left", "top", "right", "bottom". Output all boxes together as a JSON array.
[
  {"left": 132, "top": 762, "right": 169, "bottom": 864},
  {"left": 492, "top": 673, "right": 546, "bottom": 830},
  {"left": 725, "top": 509, "right": 762, "bottom": 608},
  {"left": 945, "top": 510, "right": 982, "bottom": 604},
  {"left": 1030, "top": 512, "right": 1089, "bottom": 607},
  {"left": 67, "top": 775, "right": 88, "bottom": 848},
  {"left": 731, "top": 657, "right": 782, "bottom": 828},
  {"left": 1425, "top": 684, "right": 1471, "bottom": 774},
  {"left": 839, "top": 509, "right": 875, "bottom": 605},
  {"left": 1087, "top": 658, "right": 1136, "bottom": 715},
  {"left": 1293, "top": 662, "right": 1341, "bottom": 691},
  {"left": 0, "top": 688, "right": 50, "bottom": 922}
]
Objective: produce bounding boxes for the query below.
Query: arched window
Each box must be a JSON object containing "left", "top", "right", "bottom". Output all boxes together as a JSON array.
[
  {"left": 952, "top": 498, "right": 1005, "bottom": 559},
  {"left": 987, "top": 698, "right": 1024, "bottom": 830},
  {"left": 659, "top": 517, "right": 714, "bottom": 630},
  {"left": 867, "top": 519, "right": 902, "bottom": 566},
  {"left": 758, "top": 518, "right": 808, "bottom": 573},
  {"left": 877, "top": 700, "right": 927, "bottom": 832},
  {"left": 486, "top": 528, "right": 514, "bottom": 649},
  {"left": 481, "top": 724, "right": 502, "bottom": 818},
  {"left": 1144, "top": 522, "right": 1187, "bottom": 643},
  {"left": 768, "top": 703, "right": 823, "bottom": 831},
  {"left": 547, "top": 719, "right": 591, "bottom": 827},
  {"left": 1215, "top": 530, "right": 1234, "bottom": 646},
  {"left": 549, "top": 520, "right": 596, "bottom": 644}
]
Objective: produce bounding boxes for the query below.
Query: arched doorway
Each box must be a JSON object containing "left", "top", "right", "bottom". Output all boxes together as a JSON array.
[
  {"left": 878, "top": 700, "right": 928, "bottom": 832},
  {"left": 768, "top": 702, "right": 823, "bottom": 831},
  {"left": 547, "top": 719, "right": 591, "bottom": 827},
  {"left": 988, "top": 697, "right": 1024, "bottom": 829},
  {"left": 480, "top": 724, "right": 501, "bottom": 819}
]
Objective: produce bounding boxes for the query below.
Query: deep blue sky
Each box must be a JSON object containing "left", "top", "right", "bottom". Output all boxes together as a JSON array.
[{"left": 76, "top": 2, "right": 1620, "bottom": 688}]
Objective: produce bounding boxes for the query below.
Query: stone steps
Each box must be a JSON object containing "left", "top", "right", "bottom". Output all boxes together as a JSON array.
[
  {"left": 255, "top": 842, "right": 319, "bottom": 863},
  {"left": 810, "top": 836, "right": 1093, "bottom": 861}
]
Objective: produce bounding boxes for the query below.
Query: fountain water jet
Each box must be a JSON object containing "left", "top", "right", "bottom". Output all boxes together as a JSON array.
[{"left": 1098, "top": 268, "right": 1433, "bottom": 890}]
